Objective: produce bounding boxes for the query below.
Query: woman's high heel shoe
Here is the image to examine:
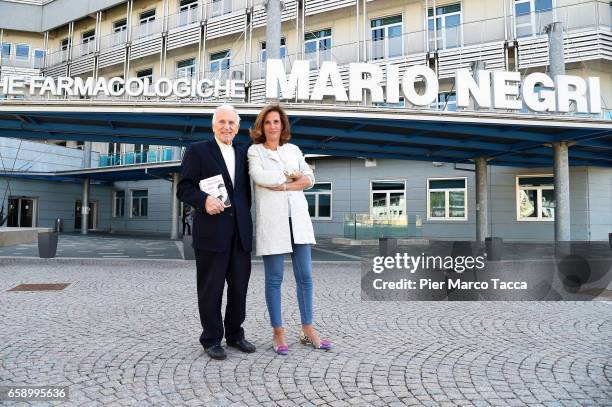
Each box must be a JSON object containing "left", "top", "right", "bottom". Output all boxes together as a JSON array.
[
  {"left": 272, "top": 341, "right": 289, "bottom": 355},
  {"left": 299, "top": 332, "right": 332, "bottom": 350}
]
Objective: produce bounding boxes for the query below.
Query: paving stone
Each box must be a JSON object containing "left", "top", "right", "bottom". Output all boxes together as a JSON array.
[{"left": 0, "top": 260, "right": 610, "bottom": 406}]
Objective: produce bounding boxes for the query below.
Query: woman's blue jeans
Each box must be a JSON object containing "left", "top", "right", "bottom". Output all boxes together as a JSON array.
[{"left": 262, "top": 235, "right": 313, "bottom": 328}]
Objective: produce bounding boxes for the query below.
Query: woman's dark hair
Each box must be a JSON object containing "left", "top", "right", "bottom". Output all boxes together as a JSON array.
[{"left": 250, "top": 104, "right": 291, "bottom": 145}]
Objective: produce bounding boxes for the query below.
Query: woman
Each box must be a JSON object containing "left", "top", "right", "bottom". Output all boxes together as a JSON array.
[{"left": 248, "top": 104, "right": 331, "bottom": 355}]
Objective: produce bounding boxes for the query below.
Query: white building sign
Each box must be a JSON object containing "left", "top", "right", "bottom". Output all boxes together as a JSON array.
[
  {"left": 266, "top": 59, "right": 601, "bottom": 114},
  {"left": 0, "top": 58, "right": 601, "bottom": 114}
]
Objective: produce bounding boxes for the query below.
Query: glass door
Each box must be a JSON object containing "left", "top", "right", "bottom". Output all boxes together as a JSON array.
[{"left": 7, "top": 197, "right": 36, "bottom": 227}]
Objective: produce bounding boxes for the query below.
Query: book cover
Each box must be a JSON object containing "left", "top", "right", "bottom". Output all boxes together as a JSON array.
[{"left": 199, "top": 174, "right": 231, "bottom": 207}]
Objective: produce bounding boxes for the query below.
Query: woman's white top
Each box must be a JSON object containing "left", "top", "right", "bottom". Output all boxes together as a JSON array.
[{"left": 247, "top": 142, "right": 316, "bottom": 256}]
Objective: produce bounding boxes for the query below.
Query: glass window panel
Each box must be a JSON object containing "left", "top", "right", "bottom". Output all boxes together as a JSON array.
[
  {"left": 541, "top": 189, "right": 555, "bottom": 219},
  {"left": 177, "top": 58, "right": 195, "bottom": 68},
  {"left": 519, "top": 189, "right": 538, "bottom": 218},
  {"left": 141, "top": 199, "right": 148, "bottom": 217},
  {"left": 518, "top": 176, "right": 553, "bottom": 187},
  {"left": 132, "top": 190, "right": 148, "bottom": 197},
  {"left": 306, "top": 194, "right": 316, "bottom": 217},
  {"left": 535, "top": 0, "right": 552, "bottom": 11},
  {"left": 430, "top": 191, "right": 446, "bottom": 218},
  {"left": 515, "top": 3, "right": 531, "bottom": 15},
  {"left": 310, "top": 183, "right": 331, "bottom": 192},
  {"left": 446, "top": 14, "right": 461, "bottom": 27},
  {"left": 1, "top": 43, "right": 10, "bottom": 57},
  {"left": 383, "top": 15, "right": 402, "bottom": 25},
  {"left": 449, "top": 191, "right": 465, "bottom": 218},
  {"left": 15, "top": 44, "right": 29, "bottom": 58},
  {"left": 318, "top": 194, "right": 331, "bottom": 217},
  {"left": 373, "top": 181, "right": 404, "bottom": 191},
  {"left": 429, "top": 179, "right": 465, "bottom": 189}
]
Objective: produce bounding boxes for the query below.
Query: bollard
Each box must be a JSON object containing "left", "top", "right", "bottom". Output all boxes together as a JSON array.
[
  {"left": 54, "top": 218, "right": 63, "bottom": 233},
  {"left": 378, "top": 237, "right": 398, "bottom": 257},
  {"left": 609, "top": 233, "right": 612, "bottom": 250},
  {"left": 485, "top": 237, "right": 503, "bottom": 261},
  {"left": 183, "top": 235, "right": 195, "bottom": 260}
]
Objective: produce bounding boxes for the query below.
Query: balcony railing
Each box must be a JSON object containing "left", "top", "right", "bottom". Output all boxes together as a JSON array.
[
  {"left": 207, "top": 0, "right": 247, "bottom": 19},
  {"left": 0, "top": 54, "right": 44, "bottom": 69},
  {"left": 45, "top": 49, "right": 68, "bottom": 66},
  {"left": 100, "top": 30, "right": 127, "bottom": 50},
  {"left": 133, "top": 19, "right": 162, "bottom": 40},
  {"left": 168, "top": 6, "right": 200, "bottom": 29},
  {"left": 71, "top": 40, "right": 96, "bottom": 59},
  {"left": 99, "top": 147, "right": 175, "bottom": 167}
]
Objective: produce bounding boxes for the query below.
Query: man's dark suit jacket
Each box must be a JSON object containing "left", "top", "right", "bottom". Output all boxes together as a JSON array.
[{"left": 177, "top": 140, "right": 253, "bottom": 253}]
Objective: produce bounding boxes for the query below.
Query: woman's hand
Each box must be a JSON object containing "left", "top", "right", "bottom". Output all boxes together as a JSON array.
[{"left": 283, "top": 170, "right": 302, "bottom": 181}]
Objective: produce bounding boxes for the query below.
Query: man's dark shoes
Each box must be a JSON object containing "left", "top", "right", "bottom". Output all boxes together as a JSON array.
[
  {"left": 204, "top": 344, "right": 227, "bottom": 360},
  {"left": 227, "top": 338, "right": 256, "bottom": 353}
]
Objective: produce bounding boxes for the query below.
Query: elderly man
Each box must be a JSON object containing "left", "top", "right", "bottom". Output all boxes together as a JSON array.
[{"left": 177, "top": 104, "right": 254, "bottom": 360}]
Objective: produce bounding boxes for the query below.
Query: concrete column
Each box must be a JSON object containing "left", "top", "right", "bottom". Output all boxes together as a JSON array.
[
  {"left": 266, "top": 1, "right": 282, "bottom": 58},
  {"left": 546, "top": 22, "right": 565, "bottom": 78},
  {"left": 553, "top": 141, "right": 570, "bottom": 242},
  {"left": 171, "top": 173, "right": 180, "bottom": 240},
  {"left": 83, "top": 141, "right": 92, "bottom": 168},
  {"left": 80, "top": 177, "right": 90, "bottom": 235},
  {"left": 475, "top": 157, "right": 489, "bottom": 243}
]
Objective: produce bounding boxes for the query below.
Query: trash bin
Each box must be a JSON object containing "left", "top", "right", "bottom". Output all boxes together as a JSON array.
[
  {"left": 54, "top": 218, "right": 63, "bottom": 233},
  {"left": 38, "top": 231, "right": 58, "bottom": 258},
  {"left": 485, "top": 237, "right": 503, "bottom": 261},
  {"left": 183, "top": 235, "right": 195, "bottom": 260}
]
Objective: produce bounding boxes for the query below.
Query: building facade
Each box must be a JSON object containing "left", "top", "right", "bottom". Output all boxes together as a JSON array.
[{"left": 0, "top": 0, "right": 610, "bottom": 241}]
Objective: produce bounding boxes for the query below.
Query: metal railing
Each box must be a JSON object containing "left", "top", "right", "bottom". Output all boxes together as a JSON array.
[
  {"left": 0, "top": 54, "right": 44, "bottom": 69},
  {"left": 168, "top": 6, "right": 200, "bottom": 29},
  {"left": 206, "top": 0, "right": 247, "bottom": 19},
  {"left": 98, "top": 147, "right": 175, "bottom": 167}
]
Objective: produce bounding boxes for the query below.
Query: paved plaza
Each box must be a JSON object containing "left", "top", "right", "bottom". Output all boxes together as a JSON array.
[{"left": 1, "top": 258, "right": 611, "bottom": 406}]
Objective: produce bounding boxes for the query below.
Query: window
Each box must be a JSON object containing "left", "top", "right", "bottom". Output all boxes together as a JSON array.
[
  {"left": 1, "top": 43, "right": 11, "bottom": 57},
  {"left": 112, "top": 19, "right": 127, "bottom": 45},
  {"left": 305, "top": 183, "right": 332, "bottom": 219},
  {"left": 15, "top": 44, "right": 30, "bottom": 59},
  {"left": 516, "top": 176, "right": 554, "bottom": 220},
  {"left": 131, "top": 190, "right": 148, "bottom": 217},
  {"left": 140, "top": 9, "right": 156, "bottom": 24},
  {"left": 138, "top": 9, "right": 156, "bottom": 38},
  {"left": 137, "top": 68, "right": 153, "bottom": 79},
  {"left": 260, "top": 38, "right": 286, "bottom": 75},
  {"left": 113, "top": 190, "right": 125, "bottom": 217},
  {"left": 370, "top": 15, "right": 403, "bottom": 60},
  {"left": 304, "top": 29, "right": 332, "bottom": 70},
  {"left": 515, "top": 0, "right": 553, "bottom": 38},
  {"left": 371, "top": 181, "right": 405, "bottom": 221},
  {"left": 210, "top": 50, "right": 230, "bottom": 80},
  {"left": 432, "top": 92, "right": 457, "bottom": 111},
  {"left": 179, "top": 0, "right": 198, "bottom": 25},
  {"left": 60, "top": 38, "right": 69, "bottom": 51},
  {"left": 427, "top": 178, "right": 467, "bottom": 220},
  {"left": 211, "top": 0, "right": 232, "bottom": 17},
  {"left": 33, "top": 49, "right": 45, "bottom": 68},
  {"left": 81, "top": 29, "right": 96, "bottom": 55},
  {"left": 177, "top": 58, "right": 196, "bottom": 78},
  {"left": 428, "top": 3, "right": 462, "bottom": 50}
]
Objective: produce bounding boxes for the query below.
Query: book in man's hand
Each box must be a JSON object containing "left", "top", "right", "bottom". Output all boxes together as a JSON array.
[{"left": 199, "top": 174, "right": 231, "bottom": 207}]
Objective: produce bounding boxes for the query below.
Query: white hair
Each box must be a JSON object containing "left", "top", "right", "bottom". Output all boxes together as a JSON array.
[{"left": 212, "top": 104, "right": 240, "bottom": 126}]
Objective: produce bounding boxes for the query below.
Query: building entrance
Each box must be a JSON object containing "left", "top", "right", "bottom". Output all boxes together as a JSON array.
[
  {"left": 7, "top": 197, "right": 37, "bottom": 227},
  {"left": 74, "top": 200, "right": 97, "bottom": 230}
]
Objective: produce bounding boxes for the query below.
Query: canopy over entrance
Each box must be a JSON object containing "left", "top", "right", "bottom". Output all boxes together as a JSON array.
[{"left": 0, "top": 101, "right": 610, "bottom": 168}]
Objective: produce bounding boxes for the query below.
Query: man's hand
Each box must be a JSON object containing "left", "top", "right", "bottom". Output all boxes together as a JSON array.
[{"left": 205, "top": 195, "right": 225, "bottom": 215}]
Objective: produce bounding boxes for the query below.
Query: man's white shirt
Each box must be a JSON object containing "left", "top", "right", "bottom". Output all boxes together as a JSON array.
[{"left": 215, "top": 136, "right": 235, "bottom": 185}]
